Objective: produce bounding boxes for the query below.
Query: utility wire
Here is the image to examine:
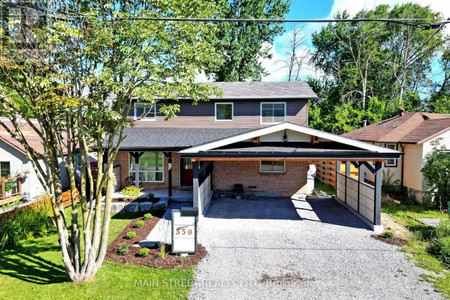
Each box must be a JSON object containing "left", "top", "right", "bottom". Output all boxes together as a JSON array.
[{"left": 0, "top": 1, "right": 447, "bottom": 28}]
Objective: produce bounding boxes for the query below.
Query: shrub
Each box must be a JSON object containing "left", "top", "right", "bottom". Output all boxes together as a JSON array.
[
  {"left": 429, "top": 236, "right": 450, "bottom": 266},
  {"left": 433, "top": 220, "right": 450, "bottom": 239},
  {"left": 135, "top": 220, "right": 145, "bottom": 228},
  {"left": 122, "top": 186, "right": 142, "bottom": 200},
  {"left": 382, "top": 169, "right": 400, "bottom": 196},
  {"left": 138, "top": 248, "right": 149, "bottom": 257},
  {"left": 125, "top": 231, "right": 136, "bottom": 239},
  {"left": 117, "top": 243, "right": 129, "bottom": 255},
  {"left": 382, "top": 231, "right": 395, "bottom": 239},
  {"left": 0, "top": 206, "right": 53, "bottom": 249},
  {"left": 159, "top": 242, "right": 167, "bottom": 259},
  {"left": 143, "top": 213, "right": 153, "bottom": 220}
]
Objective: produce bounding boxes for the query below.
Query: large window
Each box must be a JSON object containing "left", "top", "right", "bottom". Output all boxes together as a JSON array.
[
  {"left": 134, "top": 103, "right": 156, "bottom": 120},
  {"left": 385, "top": 143, "right": 397, "bottom": 167},
  {"left": 215, "top": 102, "right": 233, "bottom": 121},
  {"left": 260, "top": 161, "right": 285, "bottom": 173},
  {"left": 0, "top": 162, "right": 10, "bottom": 178},
  {"left": 261, "top": 102, "right": 286, "bottom": 124},
  {"left": 130, "top": 152, "right": 164, "bottom": 182}
]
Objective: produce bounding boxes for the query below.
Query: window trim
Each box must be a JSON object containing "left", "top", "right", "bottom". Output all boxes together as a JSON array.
[
  {"left": 129, "top": 152, "right": 164, "bottom": 183},
  {"left": 260, "top": 102, "right": 287, "bottom": 124},
  {"left": 214, "top": 102, "right": 234, "bottom": 121},
  {"left": 260, "top": 160, "right": 286, "bottom": 173},
  {"left": 133, "top": 102, "right": 156, "bottom": 121},
  {"left": 384, "top": 143, "right": 398, "bottom": 167}
]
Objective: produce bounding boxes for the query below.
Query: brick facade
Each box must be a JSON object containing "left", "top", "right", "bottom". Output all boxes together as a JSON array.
[
  {"left": 115, "top": 151, "right": 181, "bottom": 190},
  {"left": 212, "top": 160, "right": 308, "bottom": 197}
]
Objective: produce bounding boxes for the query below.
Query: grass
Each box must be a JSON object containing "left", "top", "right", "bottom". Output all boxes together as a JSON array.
[
  {"left": 314, "top": 180, "right": 336, "bottom": 196},
  {"left": 0, "top": 211, "right": 194, "bottom": 299},
  {"left": 382, "top": 201, "right": 450, "bottom": 297}
]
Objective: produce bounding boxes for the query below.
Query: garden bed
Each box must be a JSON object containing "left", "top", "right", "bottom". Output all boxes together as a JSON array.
[{"left": 106, "top": 212, "right": 207, "bottom": 269}]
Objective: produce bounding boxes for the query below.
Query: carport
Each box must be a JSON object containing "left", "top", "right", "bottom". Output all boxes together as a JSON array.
[{"left": 179, "top": 122, "right": 401, "bottom": 233}]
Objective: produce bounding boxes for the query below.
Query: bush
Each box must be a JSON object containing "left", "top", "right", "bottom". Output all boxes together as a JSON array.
[
  {"left": 429, "top": 236, "right": 450, "bottom": 267},
  {"left": 117, "top": 243, "right": 129, "bottom": 255},
  {"left": 0, "top": 206, "right": 53, "bottom": 248},
  {"left": 125, "top": 231, "right": 136, "bottom": 239},
  {"left": 135, "top": 220, "right": 145, "bottom": 228},
  {"left": 382, "top": 169, "right": 400, "bottom": 196},
  {"left": 159, "top": 242, "right": 167, "bottom": 259},
  {"left": 434, "top": 220, "right": 450, "bottom": 239},
  {"left": 143, "top": 213, "right": 153, "bottom": 220},
  {"left": 122, "top": 186, "right": 142, "bottom": 200},
  {"left": 382, "top": 231, "right": 395, "bottom": 239},
  {"left": 138, "top": 248, "right": 149, "bottom": 257}
]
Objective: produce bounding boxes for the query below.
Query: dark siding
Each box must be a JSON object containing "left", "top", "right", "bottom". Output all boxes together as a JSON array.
[{"left": 132, "top": 99, "right": 309, "bottom": 128}]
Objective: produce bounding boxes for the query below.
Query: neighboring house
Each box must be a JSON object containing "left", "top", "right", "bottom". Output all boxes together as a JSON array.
[
  {"left": 111, "top": 81, "right": 400, "bottom": 232},
  {"left": 0, "top": 118, "right": 70, "bottom": 200},
  {"left": 342, "top": 111, "right": 450, "bottom": 200}
]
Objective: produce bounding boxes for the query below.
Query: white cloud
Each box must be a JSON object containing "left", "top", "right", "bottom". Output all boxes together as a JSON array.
[{"left": 263, "top": 0, "right": 450, "bottom": 82}]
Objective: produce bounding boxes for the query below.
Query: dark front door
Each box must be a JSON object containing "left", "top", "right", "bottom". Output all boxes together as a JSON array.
[{"left": 180, "top": 158, "right": 193, "bottom": 186}]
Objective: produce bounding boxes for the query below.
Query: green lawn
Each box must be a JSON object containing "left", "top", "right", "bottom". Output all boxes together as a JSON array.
[
  {"left": 0, "top": 212, "right": 194, "bottom": 299},
  {"left": 381, "top": 202, "right": 450, "bottom": 297}
]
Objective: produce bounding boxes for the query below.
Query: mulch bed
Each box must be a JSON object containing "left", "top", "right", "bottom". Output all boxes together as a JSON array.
[
  {"left": 372, "top": 234, "right": 407, "bottom": 247},
  {"left": 106, "top": 212, "right": 207, "bottom": 269}
]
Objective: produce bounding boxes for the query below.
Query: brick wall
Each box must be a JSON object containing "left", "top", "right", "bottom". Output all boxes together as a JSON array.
[
  {"left": 212, "top": 160, "right": 308, "bottom": 197},
  {"left": 114, "top": 151, "right": 181, "bottom": 190}
]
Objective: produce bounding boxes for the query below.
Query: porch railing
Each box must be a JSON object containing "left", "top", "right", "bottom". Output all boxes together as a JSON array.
[{"left": 0, "top": 175, "right": 22, "bottom": 204}]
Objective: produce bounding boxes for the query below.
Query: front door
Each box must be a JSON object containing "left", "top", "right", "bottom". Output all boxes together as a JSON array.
[{"left": 180, "top": 158, "right": 193, "bottom": 186}]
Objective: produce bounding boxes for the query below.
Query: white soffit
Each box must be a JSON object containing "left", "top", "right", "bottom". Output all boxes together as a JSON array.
[{"left": 180, "top": 122, "right": 401, "bottom": 154}]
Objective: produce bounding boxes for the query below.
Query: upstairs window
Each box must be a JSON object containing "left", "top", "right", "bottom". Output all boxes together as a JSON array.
[
  {"left": 134, "top": 103, "right": 156, "bottom": 120},
  {"left": 261, "top": 102, "right": 286, "bottom": 124},
  {"left": 260, "top": 161, "right": 285, "bottom": 173},
  {"left": 215, "top": 102, "right": 233, "bottom": 121},
  {"left": 385, "top": 143, "right": 397, "bottom": 167}
]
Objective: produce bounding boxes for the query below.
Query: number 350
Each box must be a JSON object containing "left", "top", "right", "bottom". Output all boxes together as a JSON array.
[{"left": 176, "top": 228, "right": 193, "bottom": 235}]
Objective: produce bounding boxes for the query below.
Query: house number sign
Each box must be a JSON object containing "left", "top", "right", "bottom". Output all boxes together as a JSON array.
[{"left": 171, "top": 207, "right": 198, "bottom": 255}]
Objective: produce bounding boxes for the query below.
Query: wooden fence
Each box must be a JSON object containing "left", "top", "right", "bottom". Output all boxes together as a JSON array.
[
  {"left": 313, "top": 161, "right": 359, "bottom": 189},
  {"left": 0, "top": 189, "right": 76, "bottom": 220}
]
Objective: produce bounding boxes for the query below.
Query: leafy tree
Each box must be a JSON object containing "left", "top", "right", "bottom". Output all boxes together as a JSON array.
[
  {"left": 206, "top": 0, "right": 290, "bottom": 81},
  {"left": 429, "top": 46, "right": 450, "bottom": 113},
  {"left": 309, "top": 3, "right": 444, "bottom": 132},
  {"left": 422, "top": 140, "right": 450, "bottom": 210},
  {"left": 0, "top": 0, "right": 221, "bottom": 282}
]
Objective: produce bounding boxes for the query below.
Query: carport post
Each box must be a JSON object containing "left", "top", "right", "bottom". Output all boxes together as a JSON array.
[
  {"left": 373, "top": 161, "right": 382, "bottom": 226},
  {"left": 358, "top": 163, "right": 365, "bottom": 213},
  {"left": 192, "top": 160, "right": 200, "bottom": 215},
  {"left": 345, "top": 161, "right": 350, "bottom": 204}
]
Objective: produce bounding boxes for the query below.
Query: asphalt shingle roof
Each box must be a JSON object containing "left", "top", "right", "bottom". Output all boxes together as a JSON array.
[
  {"left": 208, "top": 81, "right": 317, "bottom": 99},
  {"left": 114, "top": 128, "right": 253, "bottom": 150},
  {"left": 343, "top": 112, "right": 450, "bottom": 144}
]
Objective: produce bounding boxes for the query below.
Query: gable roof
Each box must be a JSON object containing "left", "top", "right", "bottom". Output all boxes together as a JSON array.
[
  {"left": 342, "top": 112, "right": 450, "bottom": 144},
  {"left": 180, "top": 122, "right": 400, "bottom": 155},
  {"left": 0, "top": 118, "right": 45, "bottom": 156},
  {"left": 207, "top": 81, "right": 317, "bottom": 99}
]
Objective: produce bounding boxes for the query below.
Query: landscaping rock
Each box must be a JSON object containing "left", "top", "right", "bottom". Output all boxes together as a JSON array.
[
  {"left": 139, "top": 202, "right": 153, "bottom": 212},
  {"left": 111, "top": 202, "right": 126, "bottom": 213},
  {"left": 125, "top": 202, "right": 139, "bottom": 213},
  {"left": 153, "top": 200, "right": 169, "bottom": 210}
]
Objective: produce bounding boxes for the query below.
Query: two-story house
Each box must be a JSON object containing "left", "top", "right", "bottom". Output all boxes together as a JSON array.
[{"left": 111, "top": 81, "right": 400, "bottom": 232}]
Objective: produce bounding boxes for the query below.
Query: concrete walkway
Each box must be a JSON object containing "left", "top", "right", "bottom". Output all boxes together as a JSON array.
[{"left": 190, "top": 197, "right": 441, "bottom": 300}]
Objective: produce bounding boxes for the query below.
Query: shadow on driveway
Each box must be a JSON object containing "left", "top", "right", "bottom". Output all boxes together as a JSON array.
[{"left": 205, "top": 196, "right": 368, "bottom": 230}]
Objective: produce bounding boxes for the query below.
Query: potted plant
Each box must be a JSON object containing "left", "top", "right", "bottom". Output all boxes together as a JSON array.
[{"left": 4, "top": 181, "right": 15, "bottom": 195}]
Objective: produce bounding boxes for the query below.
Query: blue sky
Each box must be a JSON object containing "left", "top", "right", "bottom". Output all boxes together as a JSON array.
[{"left": 262, "top": 0, "right": 449, "bottom": 83}]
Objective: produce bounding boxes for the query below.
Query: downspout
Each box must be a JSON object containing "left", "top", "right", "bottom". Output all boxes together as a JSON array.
[{"left": 400, "top": 143, "right": 405, "bottom": 188}]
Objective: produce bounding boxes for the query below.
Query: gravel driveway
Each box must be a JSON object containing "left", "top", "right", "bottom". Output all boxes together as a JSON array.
[{"left": 189, "top": 196, "right": 441, "bottom": 300}]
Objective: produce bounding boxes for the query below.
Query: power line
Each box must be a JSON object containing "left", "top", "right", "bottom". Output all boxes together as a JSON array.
[{"left": 0, "top": 2, "right": 448, "bottom": 28}]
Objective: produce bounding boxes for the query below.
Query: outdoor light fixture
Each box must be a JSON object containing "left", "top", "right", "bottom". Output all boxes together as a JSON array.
[{"left": 283, "top": 130, "right": 288, "bottom": 142}]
